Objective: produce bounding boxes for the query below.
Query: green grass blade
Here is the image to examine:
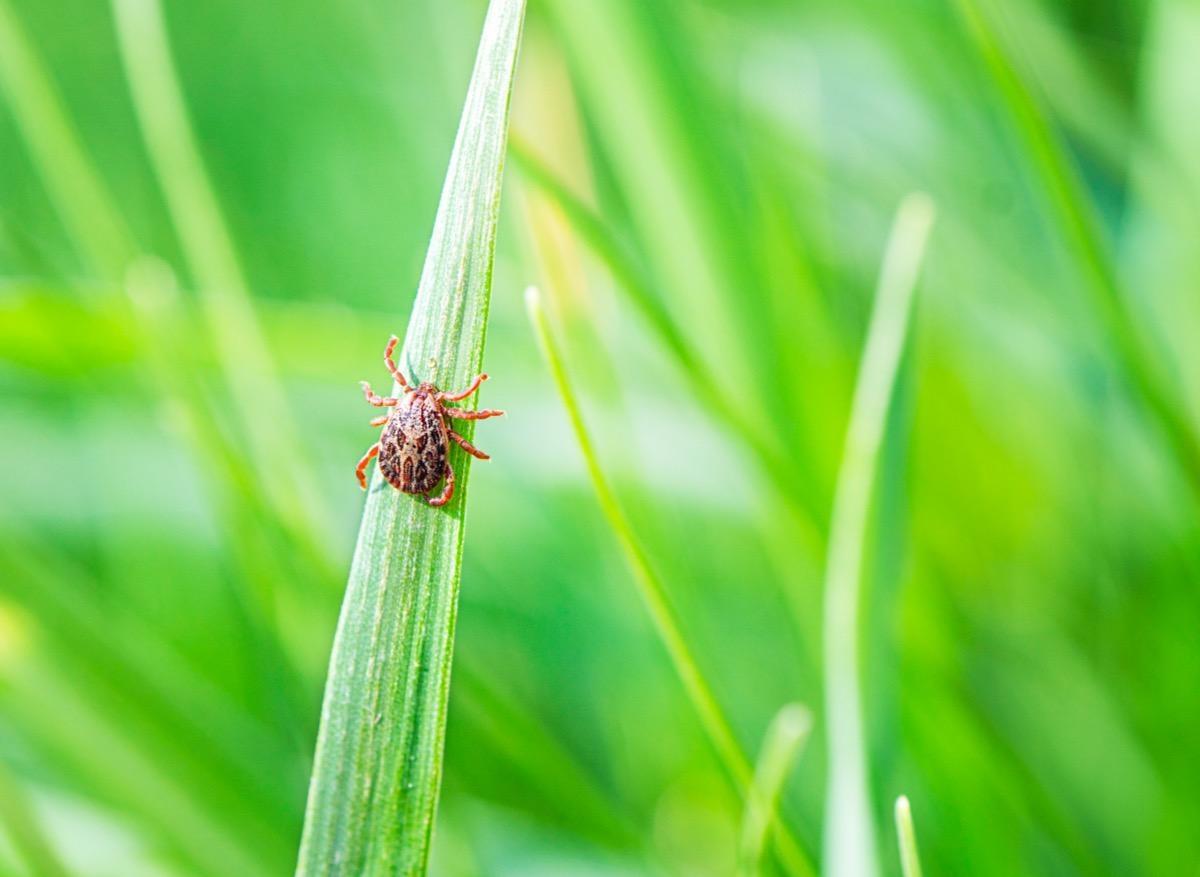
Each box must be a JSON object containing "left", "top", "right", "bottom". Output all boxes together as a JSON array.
[
  {"left": 526, "top": 285, "right": 815, "bottom": 877},
  {"left": 110, "top": 0, "right": 333, "bottom": 563},
  {"left": 894, "top": 796, "right": 925, "bottom": 877},
  {"left": 513, "top": 141, "right": 824, "bottom": 551},
  {"left": 822, "top": 194, "right": 935, "bottom": 877},
  {"left": 951, "top": 0, "right": 1200, "bottom": 496},
  {"left": 0, "top": 760, "right": 72, "bottom": 877},
  {"left": 294, "top": 1, "right": 526, "bottom": 873},
  {"left": 737, "top": 704, "right": 813, "bottom": 877},
  {"left": 0, "top": 0, "right": 134, "bottom": 278}
]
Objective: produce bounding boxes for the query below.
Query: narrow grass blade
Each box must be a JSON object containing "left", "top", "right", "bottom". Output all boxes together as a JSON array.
[
  {"left": 0, "top": 0, "right": 134, "bottom": 278},
  {"left": 0, "top": 760, "right": 72, "bottom": 877},
  {"left": 822, "top": 194, "right": 935, "bottom": 877},
  {"left": 0, "top": 0, "right": 329, "bottom": 646},
  {"left": 110, "top": 0, "right": 333, "bottom": 563},
  {"left": 526, "top": 286, "right": 815, "bottom": 877},
  {"left": 737, "top": 704, "right": 813, "bottom": 877},
  {"left": 894, "top": 795, "right": 924, "bottom": 877},
  {"left": 952, "top": 0, "right": 1200, "bottom": 496},
  {"left": 295, "top": 1, "right": 526, "bottom": 873},
  {"left": 512, "top": 141, "right": 824, "bottom": 549}
]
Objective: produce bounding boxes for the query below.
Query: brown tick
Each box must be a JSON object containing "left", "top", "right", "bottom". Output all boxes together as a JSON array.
[{"left": 355, "top": 335, "right": 503, "bottom": 507}]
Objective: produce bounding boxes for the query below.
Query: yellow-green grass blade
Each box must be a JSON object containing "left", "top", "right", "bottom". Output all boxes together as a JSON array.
[
  {"left": 0, "top": 758, "right": 72, "bottom": 877},
  {"left": 110, "top": 0, "right": 334, "bottom": 568},
  {"left": 952, "top": 0, "right": 1200, "bottom": 497},
  {"left": 295, "top": 1, "right": 526, "bottom": 873},
  {"left": 510, "top": 138, "right": 826, "bottom": 537},
  {"left": 822, "top": 194, "right": 935, "bottom": 877},
  {"left": 894, "top": 796, "right": 925, "bottom": 877},
  {"left": 527, "top": 285, "right": 816, "bottom": 877},
  {"left": 737, "top": 704, "right": 813, "bottom": 877},
  {"left": 0, "top": 0, "right": 134, "bottom": 279}
]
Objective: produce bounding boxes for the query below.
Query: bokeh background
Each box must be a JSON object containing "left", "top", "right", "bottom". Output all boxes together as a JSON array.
[{"left": 2, "top": 0, "right": 1198, "bottom": 874}]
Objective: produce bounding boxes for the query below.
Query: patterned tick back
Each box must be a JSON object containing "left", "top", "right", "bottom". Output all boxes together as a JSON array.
[
  {"left": 378, "top": 391, "right": 449, "bottom": 494},
  {"left": 355, "top": 335, "right": 504, "bottom": 507}
]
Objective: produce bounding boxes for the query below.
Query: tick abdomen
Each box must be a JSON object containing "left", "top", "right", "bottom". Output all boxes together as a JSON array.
[{"left": 378, "top": 394, "right": 449, "bottom": 494}]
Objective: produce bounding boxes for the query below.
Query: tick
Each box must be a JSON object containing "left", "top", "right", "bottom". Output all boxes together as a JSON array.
[{"left": 355, "top": 335, "right": 503, "bottom": 507}]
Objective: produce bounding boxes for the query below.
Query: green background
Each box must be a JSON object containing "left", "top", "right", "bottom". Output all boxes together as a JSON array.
[{"left": 1, "top": 0, "right": 1197, "bottom": 874}]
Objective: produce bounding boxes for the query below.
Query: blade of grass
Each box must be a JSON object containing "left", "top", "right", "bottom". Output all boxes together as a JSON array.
[
  {"left": 0, "top": 2, "right": 328, "bottom": 660},
  {"left": 110, "top": 0, "right": 334, "bottom": 567},
  {"left": 0, "top": 759, "right": 72, "bottom": 877},
  {"left": 294, "top": 1, "right": 526, "bottom": 872},
  {"left": 3, "top": 660, "right": 277, "bottom": 877},
  {"left": 124, "top": 258, "right": 315, "bottom": 748},
  {"left": 0, "top": 530, "right": 302, "bottom": 866},
  {"left": 822, "top": 194, "right": 935, "bottom": 877},
  {"left": 452, "top": 658, "right": 641, "bottom": 851},
  {"left": 511, "top": 139, "right": 824, "bottom": 549},
  {"left": 0, "top": 0, "right": 135, "bottom": 278},
  {"left": 951, "top": 0, "right": 1200, "bottom": 496},
  {"left": 894, "top": 796, "right": 924, "bottom": 877},
  {"left": 526, "top": 285, "right": 816, "bottom": 877},
  {"left": 737, "top": 704, "right": 813, "bottom": 877}
]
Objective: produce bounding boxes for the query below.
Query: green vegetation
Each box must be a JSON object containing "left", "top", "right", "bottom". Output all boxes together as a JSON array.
[{"left": 0, "top": 0, "right": 1196, "bottom": 874}]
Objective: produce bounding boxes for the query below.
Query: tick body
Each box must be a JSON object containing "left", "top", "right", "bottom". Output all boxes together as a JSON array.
[{"left": 355, "top": 335, "right": 503, "bottom": 507}]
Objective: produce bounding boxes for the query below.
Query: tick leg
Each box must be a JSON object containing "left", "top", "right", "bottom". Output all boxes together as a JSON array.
[
  {"left": 448, "top": 428, "right": 490, "bottom": 460},
  {"left": 444, "top": 407, "right": 504, "bottom": 421},
  {"left": 428, "top": 462, "right": 455, "bottom": 507},
  {"left": 439, "top": 373, "right": 487, "bottom": 402},
  {"left": 361, "top": 381, "right": 399, "bottom": 407},
  {"left": 356, "top": 442, "right": 380, "bottom": 489},
  {"left": 369, "top": 414, "right": 388, "bottom": 427},
  {"left": 383, "top": 335, "right": 410, "bottom": 390}
]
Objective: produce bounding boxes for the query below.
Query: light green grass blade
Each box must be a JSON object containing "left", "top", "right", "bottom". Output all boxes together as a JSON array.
[
  {"left": 110, "top": 0, "right": 333, "bottom": 565},
  {"left": 512, "top": 140, "right": 824, "bottom": 553},
  {"left": 737, "top": 704, "right": 813, "bottom": 877},
  {"left": 526, "top": 285, "right": 815, "bottom": 877},
  {"left": 822, "top": 194, "right": 935, "bottom": 877},
  {"left": 0, "top": 760, "right": 72, "bottom": 877},
  {"left": 894, "top": 796, "right": 924, "bottom": 877},
  {"left": 295, "top": 1, "right": 526, "bottom": 873},
  {"left": 951, "top": 0, "right": 1200, "bottom": 496},
  {"left": 0, "top": 0, "right": 134, "bottom": 278}
]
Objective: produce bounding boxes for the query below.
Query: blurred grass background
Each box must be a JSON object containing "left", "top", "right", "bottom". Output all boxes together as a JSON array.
[{"left": 1, "top": 0, "right": 1198, "bottom": 874}]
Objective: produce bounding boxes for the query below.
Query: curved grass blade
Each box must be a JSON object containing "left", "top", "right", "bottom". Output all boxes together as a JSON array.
[
  {"left": 110, "top": 0, "right": 334, "bottom": 567},
  {"left": 511, "top": 141, "right": 824, "bottom": 551},
  {"left": 0, "top": 759, "right": 72, "bottom": 877},
  {"left": 894, "top": 795, "right": 925, "bottom": 877},
  {"left": 951, "top": 0, "right": 1200, "bottom": 496},
  {"left": 295, "top": 1, "right": 526, "bottom": 873},
  {"left": 526, "top": 285, "right": 815, "bottom": 877},
  {"left": 737, "top": 704, "right": 813, "bottom": 877},
  {"left": 0, "top": 0, "right": 134, "bottom": 278},
  {"left": 822, "top": 194, "right": 935, "bottom": 877}
]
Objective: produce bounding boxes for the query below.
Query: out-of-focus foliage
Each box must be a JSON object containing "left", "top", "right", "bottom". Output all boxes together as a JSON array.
[{"left": 0, "top": 0, "right": 1196, "bottom": 874}]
